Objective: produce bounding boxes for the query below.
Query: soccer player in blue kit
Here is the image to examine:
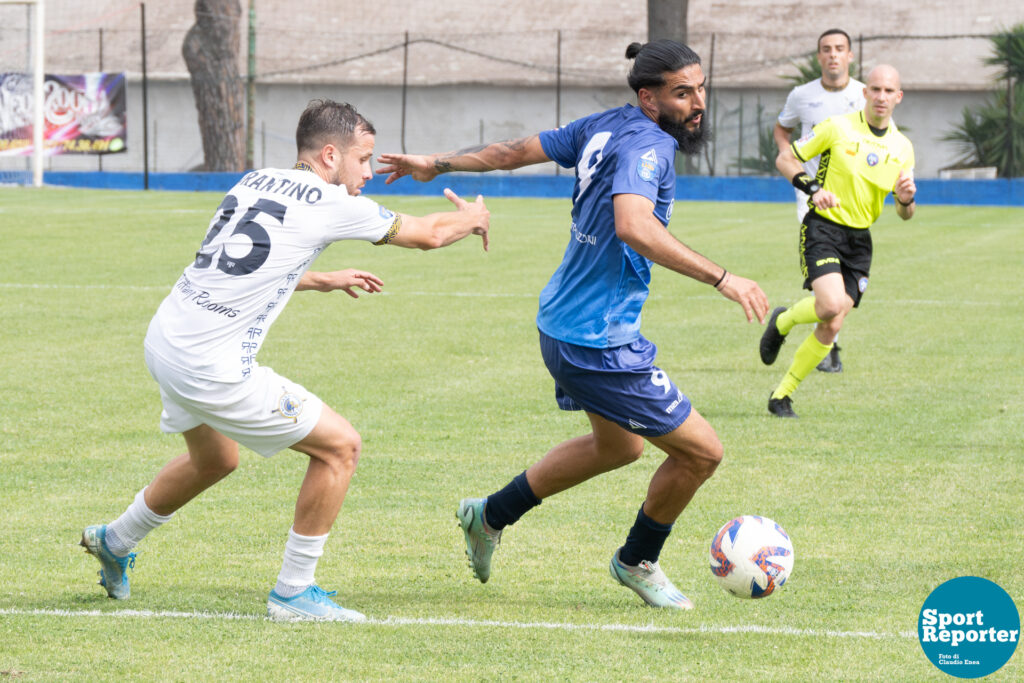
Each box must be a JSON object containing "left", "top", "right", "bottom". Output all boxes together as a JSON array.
[{"left": 378, "top": 41, "right": 769, "bottom": 609}]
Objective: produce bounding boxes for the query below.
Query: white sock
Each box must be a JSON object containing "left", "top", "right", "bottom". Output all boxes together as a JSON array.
[
  {"left": 273, "top": 527, "right": 328, "bottom": 598},
  {"left": 105, "top": 487, "right": 174, "bottom": 556}
]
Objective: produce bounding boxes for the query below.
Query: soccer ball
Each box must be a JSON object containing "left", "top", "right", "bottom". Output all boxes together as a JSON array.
[{"left": 709, "top": 515, "right": 794, "bottom": 598}]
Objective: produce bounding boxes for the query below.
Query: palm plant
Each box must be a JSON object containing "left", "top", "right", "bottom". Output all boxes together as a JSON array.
[
  {"left": 943, "top": 24, "right": 1024, "bottom": 177},
  {"left": 782, "top": 53, "right": 821, "bottom": 87},
  {"left": 781, "top": 53, "right": 859, "bottom": 87},
  {"left": 736, "top": 103, "right": 779, "bottom": 174}
]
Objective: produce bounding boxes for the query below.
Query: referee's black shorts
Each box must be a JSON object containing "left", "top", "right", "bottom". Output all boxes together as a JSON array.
[{"left": 799, "top": 211, "right": 873, "bottom": 307}]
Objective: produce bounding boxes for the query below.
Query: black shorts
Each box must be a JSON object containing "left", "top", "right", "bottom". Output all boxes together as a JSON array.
[{"left": 799, "top": 212, "right": 873, "bottom": 307}]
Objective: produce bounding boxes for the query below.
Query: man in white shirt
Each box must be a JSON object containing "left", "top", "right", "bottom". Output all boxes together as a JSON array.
[
  {"left": 81, "top": 99, "right": 490, "bottom": 621},
  {"left": 774, "top": 28, "right": 864, "bottom": 373}
]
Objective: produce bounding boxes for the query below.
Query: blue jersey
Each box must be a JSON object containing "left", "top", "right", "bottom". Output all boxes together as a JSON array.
[{"left": 537, "top": 104, "right": 677, "bottom": 348}]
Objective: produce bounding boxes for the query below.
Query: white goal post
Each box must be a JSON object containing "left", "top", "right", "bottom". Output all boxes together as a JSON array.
[{"left": 0, "top": 0, "right": 44, "bottom": 187}]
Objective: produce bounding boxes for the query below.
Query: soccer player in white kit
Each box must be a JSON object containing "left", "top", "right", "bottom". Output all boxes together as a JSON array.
[
  {"left": 773, "top": 28, "right": 864, "bottom": 373},
  {"left": 81, "top": 99, "right": 490, "bottom": 621}
]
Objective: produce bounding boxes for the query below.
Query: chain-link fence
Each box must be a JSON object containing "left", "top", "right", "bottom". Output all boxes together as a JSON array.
[{"left": 1, "top": 0, "right": 1018, "bottom": 178}]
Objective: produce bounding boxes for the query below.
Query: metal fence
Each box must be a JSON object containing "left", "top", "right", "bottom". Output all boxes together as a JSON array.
[{"left": 0, "top": 1, "right": 1012, "bottom": 178}]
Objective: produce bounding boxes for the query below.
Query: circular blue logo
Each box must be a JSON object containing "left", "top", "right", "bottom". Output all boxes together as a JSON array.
[
  {"left": 636, "top": 157, "right": 657, "bottom": 182},
  {"left": 866, "top": 152, "right": 879, "bottom": 166},
  {"left": 277, "top": 392, "right": 303, "bottom": 419},
  {"left": 919, "top": 577, "right": 1020, "bottom": 678}
]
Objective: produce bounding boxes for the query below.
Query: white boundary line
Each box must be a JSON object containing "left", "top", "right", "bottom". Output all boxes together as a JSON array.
[
  {"left": 0, "top": 607, "right": 915, "bottom": 639},
  {"left": 0, "top": 283, "right": 168, "bottom": 292},
  {"left": 0, "top": 282, "right": 1006, "bottom": 306}
]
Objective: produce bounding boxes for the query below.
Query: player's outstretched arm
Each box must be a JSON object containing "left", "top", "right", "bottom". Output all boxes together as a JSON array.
[
  {"left": 377, "top": 135, "right": 550, "bottom": 184},
  {"left": 385, "top": 188, "right": 490, "bottom": 251},
  {"left": 297, "top": 269, "right": 384, "bottom": 298},
  {"left": 613, "top": 193, "right": 769, "bottom": 323}
]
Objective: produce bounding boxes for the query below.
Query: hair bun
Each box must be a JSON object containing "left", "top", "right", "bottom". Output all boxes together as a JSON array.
[{"left": 625, "top": 42, "right": 643, "bottom": 59}]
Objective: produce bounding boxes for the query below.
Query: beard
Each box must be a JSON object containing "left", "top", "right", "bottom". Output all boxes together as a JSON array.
[{"left": 657, "top": 111, "right": 710, "bottom": 156}]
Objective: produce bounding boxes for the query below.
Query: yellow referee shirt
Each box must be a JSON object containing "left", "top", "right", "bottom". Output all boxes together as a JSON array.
[{"left": 792, "top": 111, "right": 914, "bottom": 229}]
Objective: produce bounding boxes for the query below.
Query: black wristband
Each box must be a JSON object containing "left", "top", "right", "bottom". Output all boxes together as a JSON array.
[
  {"left": 895, "top": 195, "right": 915, "bottom": 207},
  {"left": 791, "top": 173, "right": 822, "bottom": 196},
  {"left": 713, "top": 269, "right": 728, "bottom": 288}
]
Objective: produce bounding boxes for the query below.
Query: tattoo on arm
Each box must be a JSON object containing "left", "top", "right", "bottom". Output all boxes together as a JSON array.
[
  {"left": 433, "top": 136, "right": 537, "bottom": 173},
  {"left": 446, "top": 143, "right": 490, "bottom": 157},
  {"left": 500, "top": 136, "right": 533, "bottom": 152}
]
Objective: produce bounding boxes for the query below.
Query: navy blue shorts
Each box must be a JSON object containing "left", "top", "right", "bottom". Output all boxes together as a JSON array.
[{"left": 539, "top": 330, "right": 692, "bottom": 437}]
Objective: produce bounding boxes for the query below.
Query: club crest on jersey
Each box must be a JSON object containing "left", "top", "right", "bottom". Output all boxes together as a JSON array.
[
  {"left": 274, "top": 390, "right": 304, "bottom": 422},
  {"left": 866, "top": 152, "right": 879, "bottom": 166},
  {"left": 636, "top": 149, "right": 658, "bottom": 182},
  {"left": 858, "top": 276, "right": 869, "bottom": 292}
]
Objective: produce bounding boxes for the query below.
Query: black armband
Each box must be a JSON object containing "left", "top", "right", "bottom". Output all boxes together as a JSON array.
[{"left": 791, "top": 173, "right": 822, "bottom": 196}]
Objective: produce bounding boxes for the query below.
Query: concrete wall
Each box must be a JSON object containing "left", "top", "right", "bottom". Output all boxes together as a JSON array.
[
  {"left": 705, "top": 87, "right": 982, "bottom": 178},
  {"left": 17, "top": 79, "right": 989, "bottom": 179}
]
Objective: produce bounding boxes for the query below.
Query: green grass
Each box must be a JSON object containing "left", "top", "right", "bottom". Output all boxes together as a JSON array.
[{"left": 0, "top": 187, "right": 1021, "bottom": 681}]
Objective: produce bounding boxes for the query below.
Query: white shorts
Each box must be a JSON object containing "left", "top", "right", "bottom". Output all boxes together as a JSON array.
[
  {"left": 145, "top": 348, "right": 324, "bottom": 457},
  {"left": 794, "top": 188, "right": 810, "bottom": 222}
]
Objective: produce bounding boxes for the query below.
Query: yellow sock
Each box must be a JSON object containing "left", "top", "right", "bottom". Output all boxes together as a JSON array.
[
  {"left": 771, "top": 333, "right": 832, "bottom": 399},
  {"left": 777, "top": 296, "right": 821, "bottom": 336}
]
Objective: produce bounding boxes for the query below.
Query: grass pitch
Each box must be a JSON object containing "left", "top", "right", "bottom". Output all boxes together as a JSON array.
[{"left": 0, "top": 186, "right": 1021, "bottom": 681}]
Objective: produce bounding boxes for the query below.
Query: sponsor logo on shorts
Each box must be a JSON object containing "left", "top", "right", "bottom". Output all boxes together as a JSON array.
[
  {"left": 274, "top": 390, "right": 304, "bottom": 422},
  {"left": 816, "top": 257, "right": 840, "bottom": 267},
  {"left": 666, "top": 388, "right": 685, "bottom": 414},
  {"left": 636, "top": 149, "right": 658, "bottom": 182},
  {"left": 628, "top": 418, "right": 648, "bottom": 431},
  {"left": 858, "top": 276, "right": 869, "bottom": 292},
  {"left": 866, "top": 152, "right": 879, "bottom": 166}
]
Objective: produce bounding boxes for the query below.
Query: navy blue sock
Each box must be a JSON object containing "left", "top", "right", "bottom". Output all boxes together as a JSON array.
[
  {"left": 618, "top": 504, "right": 673, "bottom": 565},
  {"left": 483, "top": 471, "right": 541, "bottom": 530}
]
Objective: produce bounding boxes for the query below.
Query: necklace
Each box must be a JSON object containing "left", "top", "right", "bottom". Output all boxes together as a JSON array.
[{"left": 821, "top": 79, "right": 849, "bottom": 92}]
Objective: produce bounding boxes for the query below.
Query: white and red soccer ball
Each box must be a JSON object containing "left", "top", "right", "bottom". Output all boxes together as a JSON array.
[{"left": 709, "top": 515, "right": 794, "bottom": 598}]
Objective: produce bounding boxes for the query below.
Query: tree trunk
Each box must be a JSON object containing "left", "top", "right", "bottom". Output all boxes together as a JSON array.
[
  {"left": 647, "top": 0, "right": 687, "bottom": 44},
  {"left": 182, "top": 0, "right": 245, "bottom": 171},
  {"left": 647, "top": 1, "right": 694, "bottom": 173}
]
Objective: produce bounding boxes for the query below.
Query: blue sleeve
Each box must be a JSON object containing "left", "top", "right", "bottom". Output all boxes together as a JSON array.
[
  {"left": 539, "top": 119, "right": 583, "bottom": 169},
  {"left": 611, "top": 132, "right": 676, "bottom": 205}
]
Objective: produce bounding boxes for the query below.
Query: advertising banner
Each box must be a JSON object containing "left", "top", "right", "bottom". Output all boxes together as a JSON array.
[{"left": 0, "top": 72, "right": 127, "bottom": 156}]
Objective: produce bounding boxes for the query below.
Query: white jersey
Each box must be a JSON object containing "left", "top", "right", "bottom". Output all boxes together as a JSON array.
[
  {"left": 778, "top": 77, "right": 865, "bottom": 178},
  {"left": 145, "top": 167, "right": 396, "bottom": 382}
]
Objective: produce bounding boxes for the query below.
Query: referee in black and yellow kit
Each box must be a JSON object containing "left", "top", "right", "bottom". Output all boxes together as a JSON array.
[{"left": 760, "top": 64, "right": 916, "bottom": 418}]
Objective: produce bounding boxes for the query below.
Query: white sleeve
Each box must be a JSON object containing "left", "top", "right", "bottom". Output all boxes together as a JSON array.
[
  {"left": 315, "top": 190, "right": 396, "bottom": 244},
  {"left": 777, "top": 88, "right": 802, "bottom": 129}
]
